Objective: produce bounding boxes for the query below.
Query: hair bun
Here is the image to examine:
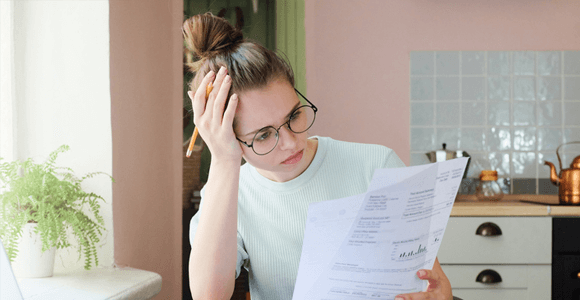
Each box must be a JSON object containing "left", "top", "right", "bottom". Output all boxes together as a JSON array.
[{"left": 183, "top": 13, "right": 244, "bottom": 71}]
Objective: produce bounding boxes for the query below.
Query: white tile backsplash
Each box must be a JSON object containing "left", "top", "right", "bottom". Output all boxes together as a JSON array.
[
  {"left": 538, "top": 128, "right": 563, "bottom": 151},
  {"left": 411, "top": 102, "right": 434, "bottom": 126},
  {"left": 537, "top": 51, "right": 561, "bottom": 75},
  {"left": 436, "top": 102, "right": 460, "bottom": 126},
  {"left": 462, "top": 51, "right": 485, "bottom": 75},
  {"left": 436, "top": 77, "right": 460, "bottom": 100},
  {"left": 487, "top": 127, "right": 511, "bottom": 151},
  {"left": 410, "top": 127, "right": 435, "bottom": 151},
  {"left": 487, "top": 102, "right": 511, "bottom": 126},
  {"left": 488, "top": 152, "right": 511, "bottom": 176},
  {"left": 513, "top": 102, "right": 536, "bottom": 126},
  {"left": 410, "top": 52, "right": 434, "bottom": 75},
  {"left": 460, "top": 128, "right": 485, "bottom": 151},
  {"left": 435, "top": 128, "right": 460, "bottom": 150},
  {"left": 513, "top": 51, "right": 536, "bottom": 75},
  {"left": 564, "top": 128, "right": 580, "bottom": 143},
  {"left": 564, "top": 102, "right": 580, "bottom": 126},
  {"left": 564, "top": 51, "right": 580, "bottom": 75},
  {"left": 488, "top": 51, "right": 510, "bottom": 75},
  {"left": 537, "top": 76, "right": 561, "bottom": 101},
  {"left": 461, "top": 77, "right": 485, "bottom": 100},
  {"left": 538, "top": 102, "right": 562, "bottom": 126},
  {"left": 512, "top": 152, "right": 537, "bottom": 177},
  {"left": 513, "top": 77, "right": 536, "bottom": 100},
  {"left": 436, "top": 51, "right": 459, "bottom": 75},
  {"left": 513, "top": 128, "right": 536, "bottom": 151},
  {"left": 461, "top": 101, "right": 486, "bottom": 126},
  {"left": 487, "top": 76, "right": 510, "bottom": 100},
  {"left": 410, "top": 77, "right": 434, "bottom": 100},
  {"left": 564, "top": 77, "right": 580, "bottom": 100},
  {"left": 410, "top": 51, "right": 580, "bottom": 189}
]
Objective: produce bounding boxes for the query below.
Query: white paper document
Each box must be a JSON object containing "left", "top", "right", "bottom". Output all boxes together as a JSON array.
[{"left": 292, "top": 158, "right": 469, "bottom": 300}]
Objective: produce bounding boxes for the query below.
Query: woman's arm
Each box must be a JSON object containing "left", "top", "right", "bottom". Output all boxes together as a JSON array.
[
  {"left": 187, "top": 67, "right": 242, "bottom": 300},
  {"left": 189, "top": 160, "right": 240, "bottom": 300}
]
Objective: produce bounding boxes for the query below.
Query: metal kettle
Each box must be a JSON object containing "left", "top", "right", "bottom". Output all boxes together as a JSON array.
[
  {"left": 426, "top": 143, "right": 470, "bottom": 177},
  {"left": 544, "top": 141, "right": 580, "bottom": 205}
]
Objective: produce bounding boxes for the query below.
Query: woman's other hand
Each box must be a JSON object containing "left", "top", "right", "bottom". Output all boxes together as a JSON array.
[
  {"left": 394, "top": 258, "right": 453, "bottom": 300},
  {"left": 188, "top": 66, "right": 242, "bottom": 163}
]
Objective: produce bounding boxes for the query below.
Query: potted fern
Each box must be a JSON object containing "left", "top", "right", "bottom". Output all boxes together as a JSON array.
[{"left": 0, "top": 145, "right": 113, "bottom": 277}]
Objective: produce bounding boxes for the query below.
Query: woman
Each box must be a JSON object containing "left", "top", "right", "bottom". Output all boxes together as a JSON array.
[{"left": 184, "top": 13, "right": 454, "bottom": 300}]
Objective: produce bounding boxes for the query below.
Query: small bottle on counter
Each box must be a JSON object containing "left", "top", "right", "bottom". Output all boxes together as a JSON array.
[{"left": 475, "top": 170, "right": 504, "bottom": 201}]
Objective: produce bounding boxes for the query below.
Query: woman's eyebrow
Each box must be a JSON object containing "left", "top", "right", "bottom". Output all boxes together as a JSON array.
[{"left": 241, "top": 102, "right": 302, "bottom": 137}]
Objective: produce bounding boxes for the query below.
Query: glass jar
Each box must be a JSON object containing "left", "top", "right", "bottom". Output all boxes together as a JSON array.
[{"left": 475, "top": 170, "right": 504, "bottom": 201}]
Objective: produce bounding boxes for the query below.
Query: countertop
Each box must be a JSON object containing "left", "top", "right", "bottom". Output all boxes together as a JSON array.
[
  {"left": 452, "top": 194, "right": 580, "bottom": 217},
  {"left": 17, "top": 266, "right": 162, "bottom": 300}
]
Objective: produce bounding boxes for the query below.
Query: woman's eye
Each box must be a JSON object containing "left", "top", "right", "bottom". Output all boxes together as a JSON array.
[
  {"left": 290, "top": 110, "right": 302, "bottom": 121},
  {"left": 256, "top": 131, "right": 270, "bottom": 141}
]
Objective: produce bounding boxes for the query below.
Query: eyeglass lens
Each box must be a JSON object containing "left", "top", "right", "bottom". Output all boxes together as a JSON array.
[{"left": 251, "top": 105, "right": 316, "bottom": 155}]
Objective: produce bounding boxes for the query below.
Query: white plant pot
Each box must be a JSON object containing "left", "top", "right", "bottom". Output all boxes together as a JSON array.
[{"left": 11, "top": 223, "right": 56, "bottom": 278}]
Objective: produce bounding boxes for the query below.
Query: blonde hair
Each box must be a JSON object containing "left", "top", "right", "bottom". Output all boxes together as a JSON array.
[{"left": 182, "top": 12, "right": 294, "bottom": 102}]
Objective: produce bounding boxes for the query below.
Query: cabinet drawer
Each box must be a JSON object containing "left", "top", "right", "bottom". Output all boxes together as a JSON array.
[
  {"left": 442, "top": 265, "right": 551, "bottom": 300},
  {"left": 451, "top": 289, "right": 535, "bottom": 300},
  {"left": 438, "top": 217, "right": 551, "bottom": 264}
]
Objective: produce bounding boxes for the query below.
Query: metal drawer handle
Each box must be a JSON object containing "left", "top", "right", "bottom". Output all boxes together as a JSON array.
[
  {"left": 476, "top": 222, "right": 502, "bottom": 236},
  {"left": 476, "top": 269, "right": 503, "bottom": 284}
]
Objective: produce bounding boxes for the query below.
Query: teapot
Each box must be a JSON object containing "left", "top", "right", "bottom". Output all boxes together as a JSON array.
[
  {"left": 426, "top": 143, "right": 470, "bottom": 178},
  {"left": 544, "top": 141, "right": 580, "bottom": 205}
]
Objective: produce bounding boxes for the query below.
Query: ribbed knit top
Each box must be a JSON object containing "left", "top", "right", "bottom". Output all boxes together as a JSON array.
[{"left": 189, "top": 136, "right": 405, "bottom": 300}]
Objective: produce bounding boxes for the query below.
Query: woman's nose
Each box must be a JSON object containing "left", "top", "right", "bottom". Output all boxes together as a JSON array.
[{"left": 277, "top": 125, "right": 297, "bottom": 151}]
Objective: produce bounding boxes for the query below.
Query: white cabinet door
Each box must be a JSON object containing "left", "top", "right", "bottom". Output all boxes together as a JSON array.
[
  {"left": 442, "top": 265, "right": 551, "bottom": 300},
  {"left": 438, "top": 217, "right": 551, "bottom": 264}
]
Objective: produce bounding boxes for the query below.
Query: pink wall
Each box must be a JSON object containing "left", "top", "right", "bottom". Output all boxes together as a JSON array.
[
  {"left": 109, "top": 0, "right": 183, "bottom": 299},
  {"left": 305, "top": 0, "right": 580, "bottom": 164}
]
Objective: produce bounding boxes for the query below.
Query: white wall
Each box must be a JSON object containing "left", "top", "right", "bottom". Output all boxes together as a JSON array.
[{"left": 14, "top": 0, "right": 113, "bottom": 272}]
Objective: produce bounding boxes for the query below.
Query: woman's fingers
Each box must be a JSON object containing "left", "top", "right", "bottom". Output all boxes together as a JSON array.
[
  {"left": 213, "top": 74, "right": 232, "bottom": 121},
  {"left": 205, "top": 66, "right": 228, "bottom": 118},
  {"left": 393, "top": 269, "right": 447, "bottom": 300},
  {"left": 222, "top": 93, "right": 238, "bottom": 126},
  {"left": 418, "top": 269, "right": 440, "bottom": 289},
  {"left": 394, "top": 291, "right": 438, "bottom": 300},
  {"left": 191, "top": 70, "right": 215, "bottom": 121}
]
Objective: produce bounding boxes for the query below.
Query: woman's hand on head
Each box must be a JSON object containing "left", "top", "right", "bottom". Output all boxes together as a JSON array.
[
  {"left": 188, "top": 66, "right": 242, "bottom": 163},
  {"left": 394, "top": 262, "right": 453, "bottom": 300}
]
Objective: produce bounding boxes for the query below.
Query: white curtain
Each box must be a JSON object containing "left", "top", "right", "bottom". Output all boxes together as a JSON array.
[{"left": 0, "top": 0, "right": 16, "bottom": 162}]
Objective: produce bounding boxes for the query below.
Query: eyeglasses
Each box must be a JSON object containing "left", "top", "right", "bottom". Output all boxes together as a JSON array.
[{"left": 236, "top": 89, "right": 318, "bottom": 155}]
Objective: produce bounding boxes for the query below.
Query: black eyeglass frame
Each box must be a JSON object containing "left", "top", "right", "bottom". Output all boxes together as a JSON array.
[{"left": 235, "top": 88, "right": 318, "bottom": 156}]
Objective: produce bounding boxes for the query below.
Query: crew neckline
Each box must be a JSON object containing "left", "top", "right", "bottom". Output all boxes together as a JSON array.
[{"left": 248, "top": 136, "right": 328, "bottom": 192}]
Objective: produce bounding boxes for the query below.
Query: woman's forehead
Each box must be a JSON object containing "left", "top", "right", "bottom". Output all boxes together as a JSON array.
[{"left": 235, "top": 80, "right": 298, "bottom": 133}]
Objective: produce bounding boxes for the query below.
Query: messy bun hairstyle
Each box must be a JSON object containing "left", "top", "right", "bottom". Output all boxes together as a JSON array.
[{"left": 183, "top": 12, "right": 294, "bottom": 100}]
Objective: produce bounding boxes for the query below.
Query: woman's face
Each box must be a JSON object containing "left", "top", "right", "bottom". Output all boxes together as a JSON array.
[{"left": 234, "top": 78, "right": 317, "bottom": 183}]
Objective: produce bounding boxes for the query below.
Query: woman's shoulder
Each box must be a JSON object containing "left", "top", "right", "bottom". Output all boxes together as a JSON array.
[
  {"left": 317, "top": 136, "right": 405, "bottom": 168},
  {"left": 319, "top": 136, "right": 396, "bottom": 156}
]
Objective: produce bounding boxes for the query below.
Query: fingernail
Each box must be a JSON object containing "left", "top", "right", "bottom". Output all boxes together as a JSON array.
[
  {"left": 225, "top": 75, "right": 231, "bottom": 82},
  {"left": 418, "top": 270, "right": 426, "bottom": 277},
  {"left": 395, "top": 297, "right": 404, "bottom": 300},
  {"left": 219, "top": 66, "right": 226, "bottom": 74}
]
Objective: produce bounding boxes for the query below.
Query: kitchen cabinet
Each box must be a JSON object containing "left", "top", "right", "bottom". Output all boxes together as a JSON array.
[
  {"left": 439, "top": 195, "right": 580, "bottom": 300},
  {"left": 438, "top": 217, "right": 551, "bottom": 299}
]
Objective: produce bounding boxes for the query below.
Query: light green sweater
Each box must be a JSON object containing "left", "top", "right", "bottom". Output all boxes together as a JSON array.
[{"left": 189, "top": 136, "right": 405, "bottom": 300}]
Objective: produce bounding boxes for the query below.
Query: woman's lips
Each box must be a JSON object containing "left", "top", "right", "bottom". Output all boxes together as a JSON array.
[{"left": 281, "top": 150, "right": 304, "bottom": 165}]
